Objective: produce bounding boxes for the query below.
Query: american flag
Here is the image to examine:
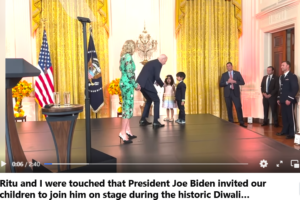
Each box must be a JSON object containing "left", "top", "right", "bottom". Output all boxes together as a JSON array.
[{"left": 35, "top": 30, "right": 54, "bottom": 107}]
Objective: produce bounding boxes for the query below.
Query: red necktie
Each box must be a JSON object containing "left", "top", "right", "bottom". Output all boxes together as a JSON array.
[{"left": 230, "top": 72, "right": 234, "bottom": 89}]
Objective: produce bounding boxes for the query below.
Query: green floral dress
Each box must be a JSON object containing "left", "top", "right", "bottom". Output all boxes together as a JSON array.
[{"left": 120, "top": 53, "right": 138, "bottom": 119}]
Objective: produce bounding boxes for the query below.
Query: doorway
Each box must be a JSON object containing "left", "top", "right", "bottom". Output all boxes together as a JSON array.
[
  {"left": 271, "top": 28, "right": 295, "bottom": 125},
  {"left": 272, "top": 28, "right": 294, "bottom": 75}
]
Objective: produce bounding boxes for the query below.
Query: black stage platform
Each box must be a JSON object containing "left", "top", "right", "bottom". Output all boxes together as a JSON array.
[{"left": 16, "top": 114, "right": 300, "bottom": 172}]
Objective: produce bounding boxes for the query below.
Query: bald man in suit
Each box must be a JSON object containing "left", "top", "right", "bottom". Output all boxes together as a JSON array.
[{"left": 136, "top": 54, "right": 168, "bottom": 128}]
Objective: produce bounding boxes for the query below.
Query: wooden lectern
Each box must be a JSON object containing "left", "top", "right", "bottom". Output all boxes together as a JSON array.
[
  {"left": 42, "top": 105, "right": 83, "bottom": 172},
  {"left": 5, "top": 58, "right": 40, "bottom": 172}
]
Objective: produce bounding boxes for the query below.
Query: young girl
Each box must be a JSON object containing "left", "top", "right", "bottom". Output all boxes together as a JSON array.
[{"left": 162, "top": 75, "right": 177, "bottom": 122}]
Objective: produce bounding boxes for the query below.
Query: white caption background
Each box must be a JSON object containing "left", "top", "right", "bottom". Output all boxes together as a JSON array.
[{"left": 0, "top": 173, "right": 299, "bottom": 200}]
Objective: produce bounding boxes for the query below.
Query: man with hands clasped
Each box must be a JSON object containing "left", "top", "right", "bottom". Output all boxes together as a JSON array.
[
  {"left": 220, "top": 62, "right": 247, "bottom": 128},
  {"left": 260, "top": 66, "right": 279, "bottom": 127}
]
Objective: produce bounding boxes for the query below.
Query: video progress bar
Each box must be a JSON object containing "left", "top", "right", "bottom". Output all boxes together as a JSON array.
[{"left": 44, "top": 163, "right": 248, "bottom": 166}]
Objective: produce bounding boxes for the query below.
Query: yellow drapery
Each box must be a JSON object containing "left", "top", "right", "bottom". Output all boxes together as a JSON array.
[
  {"left": 35, "top": 0, "right": 110, "bottom": 120},
  {"left": 98, "top": 0, "right": 109, "bottom": 37},
  {"left": 175, "top": 0, "right": 242, "bottom": 38},
  {"left": 31, "top": 0, "right": 42, "bottom": 35},
  {"left": 232, "top": 0, "right": 242, "bottom": 38},
  {"left": 175, "top": 0, "right": 186, "bottom": 37},
  {"left": 176, "top": 0, "right": 239, "bottom": 121}
]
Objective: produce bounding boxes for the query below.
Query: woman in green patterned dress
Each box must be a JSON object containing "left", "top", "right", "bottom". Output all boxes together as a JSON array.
[{"left": 119, "top": 40, "right": 141, "bottom": 144}]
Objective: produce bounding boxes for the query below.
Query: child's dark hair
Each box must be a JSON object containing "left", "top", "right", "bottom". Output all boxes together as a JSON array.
[
  {"left": 164, "top": 75, "right": 174, "bottom": 85},
  {"left": 176, "top": 72, "right": 186, "bottom": 80}
]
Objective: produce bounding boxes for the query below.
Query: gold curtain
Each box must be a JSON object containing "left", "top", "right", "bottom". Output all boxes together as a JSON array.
[
  {"left": 35, "top": 0, "right": 110, "bottom": 120},
  {"left": 176, "top": 0, "right": 239, "bottom": 121},
  {"left": 31, "top": 0, "right": 42, "bottom": 35},
  {"left": 232, "top": 0, "right": 242, "bottom": 38},
  {"left": 175, "top": 0, "right": 186, "bottom": 37},
  {"left": 98, "top": 0, "right": 109, "bottom": 37},
  {"left": 175, "top": 0, "right": 242, "bottom": 38}
]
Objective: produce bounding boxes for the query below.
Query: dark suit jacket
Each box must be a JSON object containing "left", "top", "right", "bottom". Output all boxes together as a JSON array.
[
  {"left": 277, "top": 72, "right": 299, "bottom": 103},
  {"left": 136, "top": 59, "right": 164, "bottom": 93},
  {"left": 175, "top": 81, "right": 186, "bottom": 101},
  {"left": 220, "top": 70, "right": 245, "bottom": 97},
  {"left": 260, "top": 75, "right": 279, "bottom": 98}
]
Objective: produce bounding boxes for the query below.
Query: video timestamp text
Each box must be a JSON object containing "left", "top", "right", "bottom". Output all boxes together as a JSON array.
[{"left": 11, "top": 161, "right": 40, "bottom": 168}]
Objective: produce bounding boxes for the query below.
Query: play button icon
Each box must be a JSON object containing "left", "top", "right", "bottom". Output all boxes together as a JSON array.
[{"left": 1, "top": 161, "right": 6, "bottom": 167}]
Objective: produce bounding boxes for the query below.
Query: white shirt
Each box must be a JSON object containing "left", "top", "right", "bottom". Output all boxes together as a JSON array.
[
  {"left": 266, "top": 74, "right": 273, "bottom": 93},
  {"left": 226, "top": 70, "right": 234, "bottom": 88},
  {"left": 284, "top": 71, "right": 289, "bottom": 77}
]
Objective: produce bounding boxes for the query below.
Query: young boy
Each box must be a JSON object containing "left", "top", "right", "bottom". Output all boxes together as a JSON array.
[{"left": 175, "top": 72, "right": 186, "bottom": 124}]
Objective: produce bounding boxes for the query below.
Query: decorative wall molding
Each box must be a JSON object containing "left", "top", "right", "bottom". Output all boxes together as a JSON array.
[
  {"left": 256, "top": 0, "right": 299, "bottom": 18},
  {"left": 258, "top": 0, "right": 298, "bottom": 33},
  {"left": 268, "top": 9, "right": 286, "bottom": 24},
  {"left": 261, "top": 3, "right": 277, "bottom": 12},
  {"left": 261, "top": 19, "right": 296, "bottom": 33}
]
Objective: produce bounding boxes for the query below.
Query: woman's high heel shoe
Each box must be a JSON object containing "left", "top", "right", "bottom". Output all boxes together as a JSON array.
[
  {"left": 119, "top": 134, "right": 132, "bottom": 144},
  {"left": 126, "top": 132, "right": 137, "bottom": 139}
]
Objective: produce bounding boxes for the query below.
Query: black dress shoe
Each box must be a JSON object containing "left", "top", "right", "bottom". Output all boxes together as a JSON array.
[
  {"left": 144, "top": 119, "right": 152, "bottom": 125},
  {"left": 276, "top": 132, "right": 286, "bottom": 136},
  {"left": 153, "top": 122, "right": 165, "bottom": 128},
  {"left": 240, "top": 124, "right": 247, "bottom": 128},
  {"left": 286, "top": 135, "right": 295, "bottom": 139},
  {"left": 261, "top": 123, "right": 268, "bottom": 126},
  {"left": 274, "top": 124, "right": 279, "bottom": 127},
  {"left": 139, "top": 119, "right": 152, "bottom": 126}
]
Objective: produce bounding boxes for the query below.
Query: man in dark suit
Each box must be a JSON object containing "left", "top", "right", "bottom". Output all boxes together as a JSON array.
[
  {"left": 136, "top": 54, "right": 168, "bottom": 128},
  {"left": 260, "top": 66, "right": 279, "bottom": 126},
  {"left": 220, "top": 62, "right": 247, "bottom": 127},
  {"left": 276, "top": 61, "right": 299, "bottom": 139}
]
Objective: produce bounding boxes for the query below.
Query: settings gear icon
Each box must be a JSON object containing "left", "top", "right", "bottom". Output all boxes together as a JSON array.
[{"left": 259, "top": 159, "right": 268, "bottom": 168}]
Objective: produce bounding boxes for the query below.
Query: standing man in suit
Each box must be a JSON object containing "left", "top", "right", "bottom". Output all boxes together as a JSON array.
[
  {"left": 276, "top": 61, "right": 299, "bottom": 139},
  {"left": 136, "top": 54, "right": 168, "bottom": 128},
  {"left": 260, "top": 66, "right": 279, "bottom": 127},
  {"left": 220, "top": 62, "right": 247, "bottom": 128}
]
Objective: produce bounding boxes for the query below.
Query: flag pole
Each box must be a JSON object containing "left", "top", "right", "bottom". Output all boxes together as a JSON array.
[
  {"left": 89, "top": 24, "right": 97, "bottom": 120},
  {"left": 41, "top": 19, "right": 48, "bottom": 75},
  {"left": 77, "top": 17, "right": 91, "bottom": 163},
  {"left": 41, "top": 18, "right": 47, "bottom": 30}
]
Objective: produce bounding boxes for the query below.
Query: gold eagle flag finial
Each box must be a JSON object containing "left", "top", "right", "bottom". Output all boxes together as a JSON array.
[{"left": 41, "top": 18, "right": 47, "bottom": 30}]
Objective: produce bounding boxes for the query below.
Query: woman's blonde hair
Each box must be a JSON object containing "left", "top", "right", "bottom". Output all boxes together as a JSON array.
[{"left": 120, "top": 40, "right": 136, "bottom": 57}]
